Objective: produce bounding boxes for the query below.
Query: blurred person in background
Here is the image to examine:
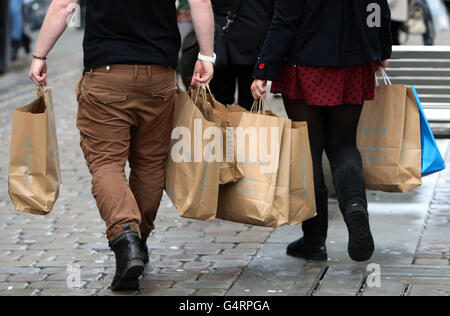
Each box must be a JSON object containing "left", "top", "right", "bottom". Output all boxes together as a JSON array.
[
  {"left": 388, "top": 0, "right": 409, "bottom": 44},
  {"left": 28, "top": 0, "right": 214, "bottom": 291},
  {"left": 389, "top": 0, "right": 435, "bottom": 45},
  {"left": 9, "top": 0, "right": 31, "bottom": 60},
  {"left": 209, "top": 0, "right": 275, "bottom": 110}
]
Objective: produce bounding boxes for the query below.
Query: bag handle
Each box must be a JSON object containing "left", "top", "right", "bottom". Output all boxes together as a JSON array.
[
  {"left": 376, "top": 68, "right": 392, "bottom": 86},
  {"left": 251, "top": 98, "right": 271, "bottom": 114},
  {"left": 250, "top": 97, "right": 274, "bottom": 115},
  {"left": 37, "top": 84, "right": 47, "bottom": 97},
  {"left": 189, "top": 84, "right": 216, "bottom": 121}
]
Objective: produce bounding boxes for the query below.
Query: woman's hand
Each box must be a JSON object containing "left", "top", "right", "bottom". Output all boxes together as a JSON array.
[
  {"left": 251, "top": 79, "right": 267, "bottom": 99},
  {"left": 29, "top": 59, "right": 48, "bottom": 86},
  {"left": 376, "top": 60, "right": 389, "bottom": 72}
]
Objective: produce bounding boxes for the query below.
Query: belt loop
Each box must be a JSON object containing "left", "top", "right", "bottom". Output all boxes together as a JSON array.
[
  {"left": 147, "top": 65, "right": 151, "bottom": 80},
  {"left": 89, "top": 69, "right": 94, "bottom": 78},
  {"left": 134, "top": 65, "right": 138, "bottom": 80}
]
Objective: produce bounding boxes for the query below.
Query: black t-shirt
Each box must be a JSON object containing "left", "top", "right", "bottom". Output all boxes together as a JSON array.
[{"left": 83, "top": 0, "right": 181, "bottom": 72}]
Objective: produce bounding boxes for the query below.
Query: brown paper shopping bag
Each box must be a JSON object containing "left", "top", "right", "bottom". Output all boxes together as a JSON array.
[
  {"left": 165, "top": 90, "right": 221, "bottom": 221},
  {"left": 357, "top": 73, "right": 422, "bottom": 193},
  {"left": 217, "top": 99, "right": 288, "bottom": 227},
  {"left": 264, "top": 110, "right": 316, "bottom": 225},
  {"left": 190, "top": 85, "right": 243, "bottom": 184},
  {"left": 289, "top": 122, "right": 316, "bottom": 224},
  {"left": 9, "top": 86, "right": 62, "bottom": 215}
]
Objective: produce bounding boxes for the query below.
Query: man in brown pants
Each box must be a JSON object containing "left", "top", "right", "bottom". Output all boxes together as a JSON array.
[{"left": 29, "top": 0, "right": 215, "bottom": 291}]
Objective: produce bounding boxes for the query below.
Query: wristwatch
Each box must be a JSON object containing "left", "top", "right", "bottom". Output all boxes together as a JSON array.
[{"left": 198, "top": 53, "right": 217, "bottom": 64}]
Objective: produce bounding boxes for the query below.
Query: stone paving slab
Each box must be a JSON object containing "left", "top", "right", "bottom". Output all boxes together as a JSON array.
[
  {"left": 288, "top": 263, "right": 450, "bottom": 296},
  {"left": 227, "top": 243, "right": 306, "bottom": 296}
]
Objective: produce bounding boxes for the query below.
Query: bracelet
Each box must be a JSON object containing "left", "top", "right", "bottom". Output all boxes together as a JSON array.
[{"left": 32, "top": 55, "right": 47, "bottom": 61}]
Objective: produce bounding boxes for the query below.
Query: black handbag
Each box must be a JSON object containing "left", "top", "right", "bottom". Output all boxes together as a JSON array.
[{"left": 179, "top": 0, "right": 244, "bottom": 78}]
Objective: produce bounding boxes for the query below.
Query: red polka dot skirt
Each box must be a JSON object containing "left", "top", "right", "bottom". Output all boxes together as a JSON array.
[{"left": 271, "top": 63, "right": 376, "bottom": 106}]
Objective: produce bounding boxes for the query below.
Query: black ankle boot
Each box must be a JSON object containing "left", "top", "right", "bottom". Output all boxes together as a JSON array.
[
  {"left": 21, "top": 33, "right": 31, "bottom": 54},
  {"left": 140, "top": 233, "right": 150, "bottom": 265},
  {"left": 287, "top": 237, "right": 327, "bottom": 261},
  {"left": 333, "top": 165, "right": 374, "bottom": 262},
  {"left": 11, "top": 40, "right": 20, "bottom": 61},
  {"left": 109, "top": 224, "right": 145, "bottom": 291},
  {"left": 287, "top": 186, "right": 328, "bottom": 261}
]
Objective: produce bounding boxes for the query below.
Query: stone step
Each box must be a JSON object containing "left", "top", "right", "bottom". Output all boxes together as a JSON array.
[
  {"left": 414, "top": 86, "right": 450, "bottom": 95},
  {"left": 388, "top": 77, "right": 450, "bottom": 86},
  {"left": 392, "top": 46, "right": 450, "bottom": 59},
  {"left": 389, "top": 59, "right": 450, "bottom": 68},
  {"left": 386, "top": 68, "right": 450, "bottom": 77}
]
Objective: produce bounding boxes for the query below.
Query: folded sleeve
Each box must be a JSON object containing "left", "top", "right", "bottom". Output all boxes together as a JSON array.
[
  {"left": 253, "top": 0, "right": 305, "bottom": 81},
  {"left": 379, "top": 0, "right": 393, "bottom": 60}
]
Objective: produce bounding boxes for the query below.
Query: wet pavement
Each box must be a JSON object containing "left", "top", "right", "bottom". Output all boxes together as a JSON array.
[{"left": 0, "top": 30, "right": 449, "bottom": 296}]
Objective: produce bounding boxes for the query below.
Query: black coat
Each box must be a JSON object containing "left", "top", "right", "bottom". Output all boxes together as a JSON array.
[
  {"left": 212, "top": 0, "right": 275, "bottom": 66},
  {"left": 253, "top": 0, "right": 393, "bottom": 81}
]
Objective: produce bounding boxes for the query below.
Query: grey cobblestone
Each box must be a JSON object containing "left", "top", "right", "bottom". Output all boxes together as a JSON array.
[
  {"left": 0, "top": 288, "right": 37, "bottom": 296},
  {"left": 0, "top": 282, "right": 28, "bottom": 290},
  {"left": 414, "top": 258, "right": 449, "bottom": 266},
  {"left": 173, "top": 280, "right": 233, "bottom": 290},
  {"left": 7, "top": 274, "right": 47, "bottom": 282},
  {"left": 38, "top": 289, "right": 97, "bottom": 296},
  {"left": 194, "top": 289, "right": 227, "bottom": 296}
]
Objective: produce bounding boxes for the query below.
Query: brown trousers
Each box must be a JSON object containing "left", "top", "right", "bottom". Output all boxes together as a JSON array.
[{"left": 76, "top": 65, "right": 177, "bottom": 240}]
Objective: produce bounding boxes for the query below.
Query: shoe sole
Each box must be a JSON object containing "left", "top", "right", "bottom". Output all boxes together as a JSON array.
[
  {"left": 286, "top": 249, "right": 328, "bottom": 262},
  {"left": 111, "top": 259, "right": 145, "bottom": 292},
  {"left": 345, "top": 212, "right": 374, "bottom": 262}
]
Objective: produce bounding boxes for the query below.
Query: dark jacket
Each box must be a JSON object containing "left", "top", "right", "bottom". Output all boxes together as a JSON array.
[
  {"left": 212, "top": 0, "right": 275, "bottom": 66},
  {"left": 253, "top": 0, "right": 393, "bottom": 80}
]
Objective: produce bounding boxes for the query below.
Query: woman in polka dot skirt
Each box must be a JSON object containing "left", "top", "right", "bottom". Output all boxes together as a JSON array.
[{"left": 251, "top": 0, "right": 393, "bottom": 262}]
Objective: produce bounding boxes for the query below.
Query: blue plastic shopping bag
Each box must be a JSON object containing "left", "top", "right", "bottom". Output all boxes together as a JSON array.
[{"left": 411, "top": 87, "right": 446, "bottom": 176}]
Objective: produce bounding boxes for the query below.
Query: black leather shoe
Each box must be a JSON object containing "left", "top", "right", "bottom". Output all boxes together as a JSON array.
[
  {"left": 287, "top": 237, "right": 328, "bottom": 261},
  {"left": 140, "top": 233, "right": 150, "bottom": 265},
  {"left": 109, "top": 224, "right": 145, "bottom": 291}
]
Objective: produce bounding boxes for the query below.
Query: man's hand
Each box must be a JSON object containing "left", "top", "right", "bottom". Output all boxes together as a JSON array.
[
  {"left": 376, "top": 60, "right": 389, "bottom": 72},
  {"left": 189, "top": 0, "right": 214, "bottom": 85},
  {"left": 191, "top": 60, "right": 214, "bottom": 86},
  {"left": 29, "top": 59, "right": 48, "bottom": 86},
  {"left": 251, "top": 79, "right": 267, "bottom": 99}
]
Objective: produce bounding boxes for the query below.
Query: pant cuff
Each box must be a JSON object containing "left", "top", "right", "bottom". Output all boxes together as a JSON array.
[{"left": 108, "top": 222, "right": 141, "bottom": 240}]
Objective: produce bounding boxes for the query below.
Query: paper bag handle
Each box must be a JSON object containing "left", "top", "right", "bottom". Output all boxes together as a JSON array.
[
  {"left": 250, "top": 98, "right": 273, "bottom": 115},
  {"left": 376, "top": 68, "right": 392, "bottom": 86},
  {"left": 37, "top": 84, "right": 48, "bottom": 97}
]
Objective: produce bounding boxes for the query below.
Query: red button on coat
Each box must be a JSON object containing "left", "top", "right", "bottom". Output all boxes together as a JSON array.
[{"left": 259, "top": 63, "right": 265, "bottom": 70}]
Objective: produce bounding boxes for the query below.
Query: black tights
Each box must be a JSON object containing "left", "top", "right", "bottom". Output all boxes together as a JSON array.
[{"left": 283, "top": 97, "right": 363, "bottom": 189}]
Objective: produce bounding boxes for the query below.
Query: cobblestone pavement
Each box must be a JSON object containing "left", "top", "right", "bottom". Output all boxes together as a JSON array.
[{"left": 0, "top": 30, "right": 449, "bottom": 296}]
